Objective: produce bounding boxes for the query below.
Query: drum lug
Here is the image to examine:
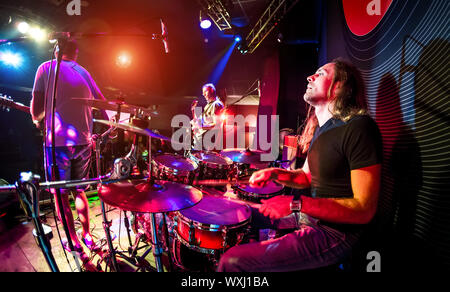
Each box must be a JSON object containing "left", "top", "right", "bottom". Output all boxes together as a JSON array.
[
  {"left": 222, "top": 227, "right": 228, "bottom": 249},
  {"left": 172, "top": 216, "right": 178, "bottom": 229},
  {"left": 188, "top": 222, "right": 198, "bottom": 245}
]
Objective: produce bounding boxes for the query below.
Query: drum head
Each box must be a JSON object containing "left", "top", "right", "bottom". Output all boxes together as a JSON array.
[
  {"left": 192, "top": 152, "right": 232, "bottom": 166},
  {"left": 179, "top": 196, "right": 251, "bottom": 226},
  {"left": 238, "top": 180, "right": 284, "bottom": 194},
  {"left": 154, "top": 154, "right": 197, "bottom": 171}
]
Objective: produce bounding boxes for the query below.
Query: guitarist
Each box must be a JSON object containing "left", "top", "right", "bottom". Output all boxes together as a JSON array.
[
  {"left": 190, "top": 83, "right": 224, "bottom": 151},
  {"left": 30, "top": 38, "right": 106, "bottom": 270}
]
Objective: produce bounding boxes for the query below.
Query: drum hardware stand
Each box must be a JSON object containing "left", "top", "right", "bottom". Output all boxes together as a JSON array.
[
  {"left": 122, "top": 211, "right": 134, "bottom": 247},
  {"left": 129, "top": 232, "right": 149, "bottom": 257},
  {"left": 93, "top": 127, "right": 121, "bottom": 272},
  {"left": 10, "top": 174, "right": 60, "bottom": 272},
  {"left": 93, "top": 123, "right": 152, "bottom": 272},
  {"left": 7, "top": 173, "right": 123, "bottom": 272},
  {"left": 161, "top": 213, "right": 175, "bottom": 271}
]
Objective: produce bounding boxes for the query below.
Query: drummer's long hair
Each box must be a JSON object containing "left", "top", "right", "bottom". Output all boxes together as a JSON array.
[{"left": 298, "top": 58, "right": 368, "bottom": 153}]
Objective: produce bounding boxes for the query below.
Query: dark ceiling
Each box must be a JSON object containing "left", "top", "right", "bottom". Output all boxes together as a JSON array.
[{"left": 0, "top": 0, "right": 276, "bottom": 105}]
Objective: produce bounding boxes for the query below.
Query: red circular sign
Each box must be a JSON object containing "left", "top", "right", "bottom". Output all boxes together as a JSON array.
[{"left": 342, "top": 0, "right": 393, "bottom": 36}]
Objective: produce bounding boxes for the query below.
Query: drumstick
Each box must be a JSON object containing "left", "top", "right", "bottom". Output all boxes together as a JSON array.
[{"left": 193, "top": 177, "right": 250, "bottom": 186}]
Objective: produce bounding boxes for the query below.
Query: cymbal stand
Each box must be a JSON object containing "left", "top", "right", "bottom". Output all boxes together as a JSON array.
[
  {"left": 94, "top": 121, "right": 155, "bottom": 272},
  {"left": 145, "top": 130, "right": 165, "bottom": 272},
  {"left": 93, "top": 128, "right": 120, "bottom": 272},
  {"left": 93, "top": 120, "right": 151, "bottom": 272}
]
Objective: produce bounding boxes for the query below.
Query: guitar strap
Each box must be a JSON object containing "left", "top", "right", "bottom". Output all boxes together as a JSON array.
[{"left": 71, "top": 63, "right": 103, "bottom": 100}]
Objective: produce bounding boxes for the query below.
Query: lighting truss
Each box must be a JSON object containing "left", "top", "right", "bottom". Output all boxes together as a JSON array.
[
  {"left": 245, "top": 0, "right": 300, "bottom": 53},
  {"left": 197, "top": 0, "right": 233, "bottom": 31}
]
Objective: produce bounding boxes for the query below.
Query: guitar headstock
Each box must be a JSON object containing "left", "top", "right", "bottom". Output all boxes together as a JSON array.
[
  {"left": 0, "top": 93, "right": 30, "bottom": 113},
  {"left": 0, "top": 93, "right": 13, "bottom": 112}
]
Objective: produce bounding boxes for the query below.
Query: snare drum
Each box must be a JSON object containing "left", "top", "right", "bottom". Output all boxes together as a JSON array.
[
  {"left": 151, "top": 153, "right": 198, "bottom": 184},
  {"left": 190, "top": 151, "right": 233, "bottom": 180},
  {"left": 173, "top": 195, "right": 251, "bottom": 254},
  {"left": 235, "top": 181, "right": 285, "bottom": 203}
]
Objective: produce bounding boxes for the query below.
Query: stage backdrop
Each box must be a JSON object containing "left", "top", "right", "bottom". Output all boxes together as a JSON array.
[{"left": 320, "top": 0, "right": 449, "bottom": 270}]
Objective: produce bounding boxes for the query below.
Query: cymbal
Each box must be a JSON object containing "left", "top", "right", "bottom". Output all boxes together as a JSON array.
[
  {"left": 220, "top": 148, "right": 267, "bottom": 165},
  {"left": 98, "top": 179, "right": 203, "bottom": 213},
  {"left": 191, "top": 151, "right": 233, "bottom": 166},
  {"left": 72, "top": 98, "right": 155, "bottom": 116},
  {"left": 93, "top": 119, "right": 170, "bottom": 141}
]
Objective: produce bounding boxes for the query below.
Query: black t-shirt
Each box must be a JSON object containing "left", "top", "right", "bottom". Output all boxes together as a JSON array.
[{"left": 307, "top": 115, "right": 382, "bottom": 198}]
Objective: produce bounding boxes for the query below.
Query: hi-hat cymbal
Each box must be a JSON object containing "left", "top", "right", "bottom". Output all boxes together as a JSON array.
[
  {"left": 93, "top": 119, "right": 170, "bottom": 141},
  {"left": 98, "top": 179, "right": 203, "bottom": 213},
  {"left": 220, "top": 148, "right": 267, "bottom": 165},
  {"left": 72, "top": 98, "right": 155, "bottom": 116}
]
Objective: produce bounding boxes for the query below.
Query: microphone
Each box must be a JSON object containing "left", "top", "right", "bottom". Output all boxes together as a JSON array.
[{"left": 160, "top": 19, "right": 169, "bottom": 54}]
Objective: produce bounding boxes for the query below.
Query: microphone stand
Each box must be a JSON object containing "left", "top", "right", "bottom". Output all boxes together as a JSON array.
[
  {"left": 0, "top": 176, "right": 60, "bottom": 272},
  {"left": 46, "top": 39, "right": 82, "bottom": 269}
]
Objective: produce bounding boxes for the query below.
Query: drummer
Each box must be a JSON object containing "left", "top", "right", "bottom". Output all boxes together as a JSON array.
[
  {"left": 31, "top": 38, "right": 107, "bottom": 269},
  {"left": 190, "top": 83, "right": 225, "bottom": 151},
  {"left": 217, "top": 59, "right": 382, "bottom": 272}
]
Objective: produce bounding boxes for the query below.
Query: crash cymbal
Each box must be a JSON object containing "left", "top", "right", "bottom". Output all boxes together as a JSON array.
[
  {"left": 98, "top": 179, "right": 203, "bottom": 213},
  {"left": 93, "top": 119, "right": 170, "bottom": 141},
  {"left": 72, "top": 98, "right": 154, "bottom": 116},
  {"left": 220, "top": 148, "right": 267, "bottom": 165}
]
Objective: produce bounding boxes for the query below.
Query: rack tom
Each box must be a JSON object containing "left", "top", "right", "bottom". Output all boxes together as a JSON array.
[
  {"left": 151, "top": 153, "right": 198, "bottom": 184},
  {"left": 190, "top": 151, "right": 233, "bottom": 180}
]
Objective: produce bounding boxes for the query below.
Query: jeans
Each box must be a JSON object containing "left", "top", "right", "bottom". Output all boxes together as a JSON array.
[{"left": 217, "top": 207, "right": 360, "bottom": 272}]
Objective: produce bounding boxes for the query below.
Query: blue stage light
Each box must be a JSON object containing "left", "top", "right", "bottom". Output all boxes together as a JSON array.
[
  {"left": 0, "top": 51, "right": 22, "bottom": 67},
  {"left": 234, "top": 35, "right": 242, "bottom": 42}
]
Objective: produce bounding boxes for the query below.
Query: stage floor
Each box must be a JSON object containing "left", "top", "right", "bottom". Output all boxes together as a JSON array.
[{"left": 0, "top": 194, "right": 164, "bottom": 272}]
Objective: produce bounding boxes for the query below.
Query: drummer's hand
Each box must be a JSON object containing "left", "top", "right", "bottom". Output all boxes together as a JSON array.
[
  {"left": 249, "top": 168, "right": 277, "bottom": 187},
  {"left": 258, "top": 195, "right": 293, "bottom": 220}
]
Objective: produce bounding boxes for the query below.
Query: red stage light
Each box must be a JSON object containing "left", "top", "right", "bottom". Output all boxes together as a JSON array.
[{"left": 116, "top": 52, "right": 132, "bottom": 68}]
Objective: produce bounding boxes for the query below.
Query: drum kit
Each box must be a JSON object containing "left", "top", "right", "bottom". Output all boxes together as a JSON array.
[{"left": 70, "top": 98, "right": 285, "bottom": 272}]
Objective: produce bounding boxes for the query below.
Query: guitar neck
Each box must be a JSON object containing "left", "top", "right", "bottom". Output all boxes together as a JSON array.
[{"left": 0, "top": 96, "right": 30, "bottom": 114}]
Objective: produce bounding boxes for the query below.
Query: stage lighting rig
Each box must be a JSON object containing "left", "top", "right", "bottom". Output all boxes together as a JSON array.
[
  {"left": 197, "top": 0, "right": 233, "bottom": 31},
  {"left": 244, "top": 0, "right": 300, "bottom": 53}
]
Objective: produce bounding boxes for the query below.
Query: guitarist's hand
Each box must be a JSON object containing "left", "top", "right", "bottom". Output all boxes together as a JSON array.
[
  {"left": 33, "top": 119, "right": 45, "bottom": 131},
  {"left": 191, "top": 100, "right": 198, "bottom": 117}
]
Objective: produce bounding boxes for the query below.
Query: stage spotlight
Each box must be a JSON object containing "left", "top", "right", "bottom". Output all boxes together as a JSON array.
[
  {"left": 200, "top": 19, "right": 212, "bottom": 29},
  {"left": 116, "top": 52, "right": 132, "bottom": 68},
  {"left": 234, "top": 35, "right": 242, "bottom": 42},
  {"left": 0, "top": 51, "right": 22, "bottom": 67},
  {"left": 17, "top": 21, "right": 30, "bottom": 34},
  {"left": 29, "top": 27, "right": 46, "bottom": 42},
  {"left": 237, "top": 41, "right": 249, "bottom": 55},
  {"left": 199, "top": 11, "right": 212, "bottom": 29}
]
